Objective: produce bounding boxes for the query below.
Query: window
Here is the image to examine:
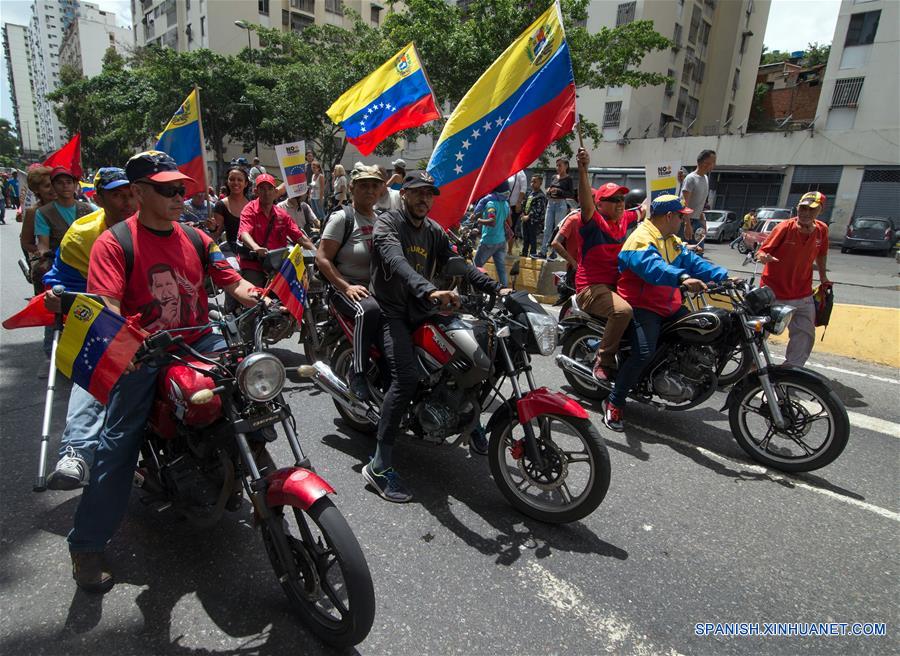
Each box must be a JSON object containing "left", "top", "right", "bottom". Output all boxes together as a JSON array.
[
  {"left": 603, "top": 101, "right": 622, "bottom": 128},
  {"left": 672, "top": 23, "right": 682, "bottom": 48},
  {"left": 676, "top": 88, "right": 688, "bottom": 120},
  {"left": 698, "top": 20, "right": 711, "bottom": 49},
  {"left": 258, "top": 0, "right": 269, "bottom": 16},
  {"left": 186, "top": 23, "right": 192, "bottom": 42},
  {"left": 616, "top": 2, "right": 636, "bottom": 26},
  {"left": 831, "top": 76, "right": 864, "bottom": 107},
  {"left": 290, "top": 13, "right": 313, "bottom": 32},
  {"left": 200, "top": 15, "right": 205, "bottom": 36},
  {"left": 185, "top": 0, "right": 190, "bottom": 10},
  {"left": 291, "top": 0, "right": 314, "bottom": 11},
  {"left": 665, "top": 69, "right": 676, "bottom": 96},
  {"left": 325, "top": 0, "right": 343, "bottom": 15},
  {"left": 688, "top": 5, "right": 701, "bottom": 43},
  {"left": 371, "top": 5, "right": 382, "bottom": 24},
  {"left": 732, "top": 68, "right": 740, "bottom": 99},
  {"left": 845, "top": 10, "right": 880, "bottom": 46}
]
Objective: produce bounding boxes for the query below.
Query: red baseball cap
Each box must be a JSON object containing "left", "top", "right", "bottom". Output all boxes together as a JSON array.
[
  {"left": 593, "top": 182, "right": 629, "bottom": 203},
  {"left": 254, "top": 173, "right": 278, "bottom": 188},
  {"left": 49, "top": 166, "right": 76, "bottom": 181}
]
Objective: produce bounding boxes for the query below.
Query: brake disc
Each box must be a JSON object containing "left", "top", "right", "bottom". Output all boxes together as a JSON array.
[{"left": 517, "top": 439, "right": 569, "bottom": 491}]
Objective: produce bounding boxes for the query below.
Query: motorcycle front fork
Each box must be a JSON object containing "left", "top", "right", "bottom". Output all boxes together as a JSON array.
[
  {"left": 744, "top": 332, "right": 788, "bottom": 430},
  {"left": 495, "top": 338, "right": 546, "bottom": 469}
]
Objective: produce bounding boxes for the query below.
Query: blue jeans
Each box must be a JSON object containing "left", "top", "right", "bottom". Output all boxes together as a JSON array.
[
  {"left": 540, "top": 199, "right": 568, "bottom": 254},
  {"left": 309, "top": 197, "right": 324, "bottom": 221},
  {"left": 609, "top": 306, "right": 688, "bottom": 408},
  {"left": 68, "top": 332, "right": 225, "bottom": 552},
  {"left": 60, "top": 384, "right": 106, "bottom": 468},
  {"left": 474, "top": 241, "right": 508, "bottom": 287}
]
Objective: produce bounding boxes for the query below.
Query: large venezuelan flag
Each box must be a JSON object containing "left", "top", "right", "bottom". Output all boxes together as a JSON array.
[
  {"left": 265, "top": 245, "right": 308, "bottom": 323},
  {"left": 155, "top": 89, "right": 205, "bottom": 196},
  {"left": 427, "top": 2, "right": 576, "bottom": 227},
  {"left": 56, "top": 294, "right": 147, "bottom": 404},
  {"left": 327, "top": 43, "right": 441, "bottom": 156}
]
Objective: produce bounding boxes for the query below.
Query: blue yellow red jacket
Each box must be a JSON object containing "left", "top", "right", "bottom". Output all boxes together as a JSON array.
[
  {"left": 43, "top": 209, "right": 108, "bottom": 293},
  {"left": 617, "top": 220, "right": 728, "bottom": 316}
]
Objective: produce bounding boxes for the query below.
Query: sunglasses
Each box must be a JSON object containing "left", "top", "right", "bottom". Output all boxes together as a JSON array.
[
  {"left": 601, "top": 195, "right": 625, "bottom": 203},
  {"left": 137, "top": 180, "right": 186, "bottom": 198}
]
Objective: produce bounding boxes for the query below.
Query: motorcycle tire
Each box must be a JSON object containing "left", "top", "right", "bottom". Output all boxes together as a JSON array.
[
  {"left": 560, "top": 327, "right": 608, "bottom": 401},
  {"left": 488, "top": 413, "right": 611, "bottom": 524},
  {"left": 331, "top": 341, "right": 378, "bottom": 434},
  {"left": 728, "top": 370, "right": 850, "bottom": 472},
  {"left": 736, "top": 241, "right": 749, "bottom": 254},
  {"left": 261, "top": 497, "right": 376, "bottom": 648}
]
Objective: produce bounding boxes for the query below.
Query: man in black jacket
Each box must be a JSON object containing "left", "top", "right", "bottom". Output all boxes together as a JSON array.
[{"left": 366, "top": 172, "right": 503, "bottom": 502}]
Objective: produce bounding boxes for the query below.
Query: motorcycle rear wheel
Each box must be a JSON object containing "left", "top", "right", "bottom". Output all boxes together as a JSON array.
[
  {"left": 560, "top": 327, "right": 608, "bottom": 400},
  {"left": 728, "top": 370, "right": 850, "bottom": 472},
  {"left": 331, "top": 342, "right": 378, "bottom": 434},
  {"left": 488, "top": 413, "right": 611, "bottom": 523},
  {"left": 261, "top": 497, "right": 375, "bottom": 648}
]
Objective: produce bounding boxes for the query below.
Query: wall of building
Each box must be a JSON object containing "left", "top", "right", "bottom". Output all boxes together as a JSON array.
[{"left": 3, "top": 23, "right": 42, "bottom": 157}]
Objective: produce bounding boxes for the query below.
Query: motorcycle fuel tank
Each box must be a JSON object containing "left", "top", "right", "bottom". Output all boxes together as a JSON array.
[
  {"left": 662, "top": 308, "right": 730, "bottom": 344},
  {"left": 414, "top": 316, "right": 492, "bottom": 389},
  {"left": 152, "top": 361, "right": 222, "bottom": 435}
]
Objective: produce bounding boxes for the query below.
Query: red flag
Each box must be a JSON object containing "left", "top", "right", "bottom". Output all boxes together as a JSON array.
[
  {"left": 43, "top": 133, "right": 83, "bottom": 179},
  {"left": 2, "top": 293, "right": 56, "bottom": 329}
]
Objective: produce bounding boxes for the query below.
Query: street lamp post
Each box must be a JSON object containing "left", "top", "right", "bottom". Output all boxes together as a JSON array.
[
  {"left": 234, "top": 20, "right": 253, "bottom": 64},
  {"left": 237, "top": 98, "right": 259, "bottom": 159}
]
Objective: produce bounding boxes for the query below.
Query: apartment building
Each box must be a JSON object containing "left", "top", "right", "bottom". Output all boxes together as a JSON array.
[
  {"left": 2, "top": 23, "right": 42, "bottom": 158},
  {"left": 579, "top": 0, "right": 770, "bottom": 140},
  {"left": 59, "top": 9, "right": 133, "bottom": 77},
  {"left": 131, "top": 0, "right": 390, "bottom": 53}
]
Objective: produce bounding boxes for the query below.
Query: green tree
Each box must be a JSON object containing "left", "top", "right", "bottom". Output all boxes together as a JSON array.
[
  {"left": 0, "top": 119, "right": 21, "bottom": 166},
  {"left": 804, "top": 42, "right": 830, "bottom": 67}
]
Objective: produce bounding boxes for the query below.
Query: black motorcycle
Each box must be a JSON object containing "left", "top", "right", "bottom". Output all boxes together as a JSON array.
[{"left": 556, "top": 281, "right": 850, "bottom": 472}]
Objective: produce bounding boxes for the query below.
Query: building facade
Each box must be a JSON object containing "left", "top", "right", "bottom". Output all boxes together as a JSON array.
[
  {"left": 59, "top": 9, "right": 132, "bottom": 77},
  {"left": 2, "top": 23, "right": 42, "bottom": 158}
]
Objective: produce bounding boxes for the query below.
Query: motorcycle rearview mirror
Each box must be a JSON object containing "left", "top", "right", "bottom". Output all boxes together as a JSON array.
[{"left": 444, "top": 256, "right": 469, "bottom": 277}]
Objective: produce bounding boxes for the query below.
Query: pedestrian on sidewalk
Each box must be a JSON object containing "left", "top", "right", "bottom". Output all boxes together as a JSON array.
[
  {"left": 538, "top": 158, "right": 574, "bottom": 258},
  {"left": 680, "top": 149, "right": 716, "bottom": 243},
  {"left": 474, "top": 181, "right": 511, "bottom": 287},
  {"left": 521, "top": 175, "right": 546, "bottom": 257},
  {"left": 756, "top": 191, "right": 832, "bottom": 367}
]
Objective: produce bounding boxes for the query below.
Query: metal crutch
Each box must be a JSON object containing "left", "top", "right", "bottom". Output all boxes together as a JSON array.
[{"left": 34, "top": 311, "right": 63, "bottom": 492}]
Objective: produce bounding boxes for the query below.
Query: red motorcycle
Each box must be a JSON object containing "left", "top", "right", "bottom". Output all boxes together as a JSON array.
[
  {"left": 305, "top": 262, "right": 611, "bottom": 524},
  {"left": 120, "top": 298, "right": 374, "bottom": 647}
]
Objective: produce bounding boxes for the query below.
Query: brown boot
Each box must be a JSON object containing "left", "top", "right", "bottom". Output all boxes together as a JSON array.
[{"left": 71, "top": 552, "right": 114, "bottom": 593}]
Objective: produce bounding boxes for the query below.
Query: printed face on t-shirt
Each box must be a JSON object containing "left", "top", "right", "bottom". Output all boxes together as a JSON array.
[{"left": 146, "top": 264, "right": 189, "bottom": 329}]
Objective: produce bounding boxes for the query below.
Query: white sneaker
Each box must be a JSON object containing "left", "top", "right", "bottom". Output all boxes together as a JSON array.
[{"left": 47, "top": 447, "right": 90, "bottom": 490}]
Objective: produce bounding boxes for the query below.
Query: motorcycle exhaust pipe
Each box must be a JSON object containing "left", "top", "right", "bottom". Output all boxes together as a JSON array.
[
  {"left": 555, "top": 354, "right": 605, "bottom": 388},
  {"left": 297, "top": 362, "right": 375, "bottom": 420}
]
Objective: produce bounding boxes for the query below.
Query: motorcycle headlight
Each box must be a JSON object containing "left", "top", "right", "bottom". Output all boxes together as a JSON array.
[
  {"left": 768, "top": 305, "right": 795, "bottom": 335},
  {"left": 236, "top": 352, "right": 286, "bottom": 402},
  {"left": 526, "top": 312, "right": 558, "bottom": 355}
]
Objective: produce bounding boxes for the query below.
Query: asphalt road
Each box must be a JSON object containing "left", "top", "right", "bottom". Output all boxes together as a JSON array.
[{"left": 1, "top": 210, "right": 898, "bottom": 655}]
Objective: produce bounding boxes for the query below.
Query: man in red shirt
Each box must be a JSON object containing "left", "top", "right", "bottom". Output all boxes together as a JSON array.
[
  {"left": 757, "top": 191, "right": 832, "bottom": 367},
  {"left": 573, "top": 148, "right": 645, "bottom": 380},
  {"left": 238, "top": 173, "right": 311, "bottom": 288},
  {"left": 70, "top": 151, "right": 265, "bottom": 593}
]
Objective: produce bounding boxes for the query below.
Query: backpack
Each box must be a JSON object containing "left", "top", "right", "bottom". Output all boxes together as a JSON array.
[
  {"left": 320, "top": 206, "right": 355, "bottom": 252},
  {"left": 813, "top": 283, "right": 834, "bottom": 338},
  {"left": 109, "top": 220, "right": 208, "bottom": 282}
]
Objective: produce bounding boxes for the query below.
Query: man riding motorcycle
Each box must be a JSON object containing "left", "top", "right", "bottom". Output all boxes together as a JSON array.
[
  {"left": 603, "top": 194, "right": 729, "bottom": 432},
  {"left": 365, "top": 172, "right": 507, "bottom": 503}
]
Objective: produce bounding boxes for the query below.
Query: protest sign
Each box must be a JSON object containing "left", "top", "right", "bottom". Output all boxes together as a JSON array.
[
  {"left": 645, "top": 161, "right": 681, "bottom": 200},
  {"left": 275, "top": 141, "right": 307, "bottom": 198}
]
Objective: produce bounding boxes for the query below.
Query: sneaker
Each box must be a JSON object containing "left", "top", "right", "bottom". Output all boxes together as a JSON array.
[
  {"left": 47, "top": 447, "right": 90, "bottom": 490},
  {"left": 362, "top": 462, "right": 413, "bottom": 503},
  {"left": 71, "top": 552, "right": 114, "bottom": 593},
  {"left": 592, "top": 360, "right": 616, "bottom": 383},
  {"left": 601, "top": 399, "right": 625, "bottom": 433},
  {"left": 349, "top": 370, "right": 370, "bottom": 402},
  {"left": 469, "top": 426, "right": 488, "bottom": 456}
]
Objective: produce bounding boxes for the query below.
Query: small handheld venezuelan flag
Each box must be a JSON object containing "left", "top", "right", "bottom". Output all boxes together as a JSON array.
[
  {"left": 266, "top": 245, "right": 308, "bottom": 324},
  {"left": 56, "top": 295, "right": 147, "bottom": 404},
  {"left": 327, "top": 43, "right": 441, "bottom": 156}
]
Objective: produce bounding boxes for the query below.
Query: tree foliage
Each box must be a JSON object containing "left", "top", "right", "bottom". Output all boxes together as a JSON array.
[{"left": 0, "top": 118, "right": 21, "bottom": 166}]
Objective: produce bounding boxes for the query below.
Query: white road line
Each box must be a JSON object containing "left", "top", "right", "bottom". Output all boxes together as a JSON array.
[
  {"left": 630, "top": 423, "right": 900, "bottom": 524},
  {"left": 769, "top": 354, "right": 899, "bottom": 385},
  {"left": 519, "top": 560, "right": 685, "bottom": 656},
  {"left": 847, "top": 410, "right": 900, "bottom": 438}
]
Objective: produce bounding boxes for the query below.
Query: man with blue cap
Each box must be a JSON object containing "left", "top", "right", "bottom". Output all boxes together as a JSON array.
[{"left": 602, "top": 194, "right": 729, "bottom": 432}]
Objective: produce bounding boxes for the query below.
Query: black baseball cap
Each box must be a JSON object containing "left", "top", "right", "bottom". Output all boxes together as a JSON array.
[
  {"left": 401, "top": 171, "right": 441, "bottom": 195},
  {"left": 125, "top": 150, "right": 194, "bottom": 183}
]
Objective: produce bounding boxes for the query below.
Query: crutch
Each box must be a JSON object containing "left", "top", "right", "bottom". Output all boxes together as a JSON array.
[{"left": 34, "top": 309, "right": 64, "bottom": 492}]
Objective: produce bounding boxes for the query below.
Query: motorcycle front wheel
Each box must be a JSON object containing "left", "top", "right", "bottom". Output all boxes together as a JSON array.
[
  {"left": 488, "top": 413, "right": 611, "bottom": 523},
  {"left": 728, "top": 370, "right": 850, "bottom": 472},
  {"left": 559, "top": 327, "right": 608, "bottom": 400},
  {"left": 261, "top": 497, "right": 376, "bottom": 648}
]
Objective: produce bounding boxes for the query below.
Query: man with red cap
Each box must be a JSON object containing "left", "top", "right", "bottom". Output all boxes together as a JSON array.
[
  {"left": 756, "top": 191, "right": 832, "bottom": 366},
  {"left": 573, "top": 147, "right": 646, "bottom": 381},
  {"left": 69, "top": 150, "right": 267, "bottom": 594},
  {"left": 238, "top": 172, "right": 309, "bottom": 289}
]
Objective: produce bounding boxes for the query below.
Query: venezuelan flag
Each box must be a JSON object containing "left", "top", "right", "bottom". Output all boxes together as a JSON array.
[
  {"left": 427, "top": 3, "right": 576, "bottom": 227},
  {"left": 79, "top": 181, "right": 96, "bottom": 199},
  {"left": 56, "top": 294, "right": 147, "bottom": 404},
  {"left": 265, "top": 245, "right": 308, "bottom": 323},
  {"left": 156, "top": 89, "right": 205, "bottom": 196},
  {"left": 327, "top": 43, "right": 441, "bottom": 156}
]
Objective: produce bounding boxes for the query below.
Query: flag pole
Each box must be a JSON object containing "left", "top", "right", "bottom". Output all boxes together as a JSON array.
[{"left": 194, "top": 84, "right": 211, "bottom": 225}]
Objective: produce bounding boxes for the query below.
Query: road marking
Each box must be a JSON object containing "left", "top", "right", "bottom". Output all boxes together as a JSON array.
[
  {"left": 847, "top": 411, "right": 900, "bottom": 438},
  {"left": 630, "top": 423, "right": 900, "bottom": 524},
  {"left": 769, "top": 354, "right": 899, "bottom": 385},
  {"left": 520, "top": 561, "right": 684, "bottom": 656}
]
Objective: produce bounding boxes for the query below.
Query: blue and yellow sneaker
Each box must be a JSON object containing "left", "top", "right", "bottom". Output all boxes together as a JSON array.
[{"left": 362, "top": 462, "right": 413, "bottom": 503}]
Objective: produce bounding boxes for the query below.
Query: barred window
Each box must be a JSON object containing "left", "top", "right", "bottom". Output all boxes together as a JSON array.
[
  {"left": 616, "top": 2, "right": 636, "bottom": 26},
  {"left": 603, "top": 101, "right": 622, "bottom": 128},
  {"left": 831, "top": 77, "right": 864, "bottom": 107}
]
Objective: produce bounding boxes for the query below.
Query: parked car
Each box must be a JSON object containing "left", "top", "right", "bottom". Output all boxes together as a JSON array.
[
  {"left": 755, "top": 207, "right": 793, "bottom": 222},
  {"left": 737, "top": 218, "right": 787, "bottom": 254},
  {"left": 704, "top": 210, "right": 741, "bottom": 242},
  {"left": 842, "top": 216, "right": 897, "bottom": 256}
]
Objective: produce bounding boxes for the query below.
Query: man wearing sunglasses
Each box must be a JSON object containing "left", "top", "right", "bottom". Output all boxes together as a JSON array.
[
  {"left": 573, "top": 148, "right": 646, "bottom": 382},
  {"left": 67, "top": 151, "right": 266, "bottom": 593}
]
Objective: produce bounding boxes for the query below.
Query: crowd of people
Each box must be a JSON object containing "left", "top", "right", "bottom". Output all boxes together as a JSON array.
[{"left": 5, "top": 139, "right": 832, "bottom": 594}]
